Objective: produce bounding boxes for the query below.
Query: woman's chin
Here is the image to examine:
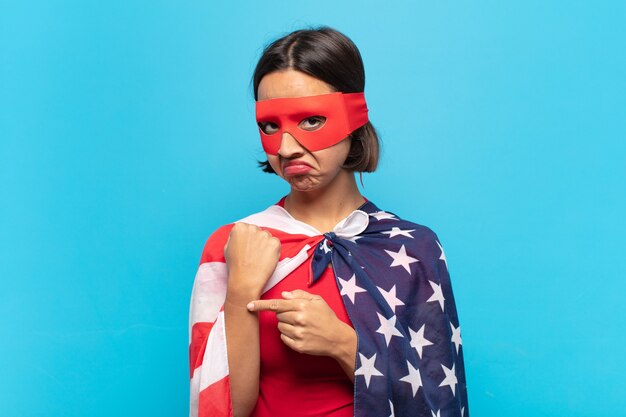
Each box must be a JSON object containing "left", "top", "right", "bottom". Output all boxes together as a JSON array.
[{"left": 286, "top": 175, "right": 321, "bottom": 192}]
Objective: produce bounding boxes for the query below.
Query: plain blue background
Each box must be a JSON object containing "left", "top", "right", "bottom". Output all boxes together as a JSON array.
[{"left": 1, "top": 1, "right": 625, "bottom": 416}]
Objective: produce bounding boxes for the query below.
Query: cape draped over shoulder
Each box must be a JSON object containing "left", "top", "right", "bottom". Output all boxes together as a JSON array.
[{"left": 189, "top": 200, "right": 469, "bottom": 417}]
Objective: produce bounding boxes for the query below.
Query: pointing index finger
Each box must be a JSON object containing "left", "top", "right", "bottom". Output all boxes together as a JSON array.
[{"left": 247, "top": 299, "right": 294, "bottom": 313}]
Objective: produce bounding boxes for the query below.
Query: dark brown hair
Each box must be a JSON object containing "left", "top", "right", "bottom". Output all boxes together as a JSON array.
[{"left": 252, "top": 26, "right": 380, "bottom": 173}]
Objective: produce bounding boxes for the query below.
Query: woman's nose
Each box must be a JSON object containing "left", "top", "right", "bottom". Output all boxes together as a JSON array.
[{"left": 277, "top": 131, "right": 306, "bottom": 157}]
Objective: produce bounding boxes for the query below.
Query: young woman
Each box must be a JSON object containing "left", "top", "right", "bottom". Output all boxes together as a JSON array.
[{"left": 189, "top": 26, "right": 469, "bottom": 417}]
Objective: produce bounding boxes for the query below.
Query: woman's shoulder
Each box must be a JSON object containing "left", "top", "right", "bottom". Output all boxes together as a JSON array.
[
  {"left": 399, "top": 218, "right": 442, "bottom": 257},
  {"left": 198, "top": 203, "right": 282, "bottom": 263},
  {"left": 365, "top": 203, "right": 444, "bottom": 259},
  {"left": 198, "top": 223, "right": 233, "bottom": 264}
]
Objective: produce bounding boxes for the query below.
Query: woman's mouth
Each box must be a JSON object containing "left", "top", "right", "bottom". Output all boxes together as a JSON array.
[{"left": 283, "top": 161, "right": 313, "bottom": 176}]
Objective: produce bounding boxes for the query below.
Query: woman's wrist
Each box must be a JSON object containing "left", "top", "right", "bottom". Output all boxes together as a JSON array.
[
  {"left": 226, "top": 273, "right": 265, "bottom": 304},
  {"left": 226, "top": 289, "right": 260, "bottom": 308},
  {"left": 332, "top": 322, "right": 358, "bottom": 372}
]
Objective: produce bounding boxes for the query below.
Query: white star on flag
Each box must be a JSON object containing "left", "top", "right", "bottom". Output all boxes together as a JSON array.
[
  {"left": 355, "top": 353, "right": 383, "bottom": 388},
  {"left": 389, "top": 400, "right": 395, "bottom": 417},
  {"left": 437, "top": 241, "right": 447, "bottom": 269},
  {"left": 338, "top": 274, "right": 366, "bottom": 304},
  {"left": 384, "top": 245, "right": 419, "bottom": 274},
  {"left": 426, "top": 280, "right": 446, "bottom": 311},
  {"left": 450, "top": 322, "right": 462, "bottom": 354},
  {"left": 377, "top": 284, "right": 405, "bottom": 313},
  {"left": 321, "top": 239, "right": 332, "bottom": 253},
  {"left": 371, "top": 211, "right": 397, "bottom": 221},
  {"left": 399, "top": 360, "right": 422, "bottom": 396},
  {"left": 439, "top": 363, "right": 458, "bottom": 396},
  {"left": 461, "top": 406, "right": 465, "bottom": 416},
  {"left": 409, "top": 324, "right": 433, "bottom": 359},
  {"left": 382, "top": 227, "right": 415, "bottom": 238},
  {"left": 431, "top": 410, "right": 441, "bottom": 417},
  {"left": 376, "top": 312, "right": 403, "bottom": 346}
]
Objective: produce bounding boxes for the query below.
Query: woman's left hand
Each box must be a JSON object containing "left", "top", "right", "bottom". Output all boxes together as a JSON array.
[{"left": 247, "top": 290, "right": 356, "bottom": 359}]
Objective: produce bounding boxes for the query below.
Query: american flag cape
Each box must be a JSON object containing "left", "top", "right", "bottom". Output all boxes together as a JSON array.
[{"left": 189, "top": 199, "right": 469, "bottom": 417}]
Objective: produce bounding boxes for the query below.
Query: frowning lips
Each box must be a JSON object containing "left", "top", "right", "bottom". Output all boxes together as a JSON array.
[{"left": 282, "top": 159, "right": 313, "bottom": 176}]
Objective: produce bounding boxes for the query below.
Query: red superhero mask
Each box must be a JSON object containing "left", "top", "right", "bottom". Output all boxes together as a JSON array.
[{"left": 255, "top": 92, "right": 369, "bottom": 154}]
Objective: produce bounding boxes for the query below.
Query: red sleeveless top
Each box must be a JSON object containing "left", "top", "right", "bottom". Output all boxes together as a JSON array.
[{"left": 251, "top": 199, "right": 355, "bottom": 417}]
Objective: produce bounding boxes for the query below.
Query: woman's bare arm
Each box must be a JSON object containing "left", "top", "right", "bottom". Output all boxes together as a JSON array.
[
  {"left": 223, "top": 222, "right": 281, "bottom": 417},
  {"left": 224, "top": 285, "right": 261, "bottom": 417}
]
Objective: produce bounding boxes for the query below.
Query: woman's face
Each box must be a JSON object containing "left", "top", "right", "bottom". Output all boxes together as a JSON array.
[{"left": 257, "top": 69, "right": 352, "bottom": 193}]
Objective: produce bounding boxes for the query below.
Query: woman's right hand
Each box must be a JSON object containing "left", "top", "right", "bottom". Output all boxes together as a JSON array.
[{"left": 224, "top": 222, "right": 281, "bottom": 302}]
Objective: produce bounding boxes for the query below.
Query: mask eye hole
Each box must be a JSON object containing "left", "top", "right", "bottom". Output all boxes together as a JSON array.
[
  {"left": 299, "top": 116, "right": 326, "bottom": 131},
  {"left": 257, "top": 121, "right": 279, "bottom": 135}
]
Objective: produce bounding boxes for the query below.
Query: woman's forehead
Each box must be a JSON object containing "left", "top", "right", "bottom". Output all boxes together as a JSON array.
[{"left": 257, "top": 69, "right": 335, "bottom": 101}]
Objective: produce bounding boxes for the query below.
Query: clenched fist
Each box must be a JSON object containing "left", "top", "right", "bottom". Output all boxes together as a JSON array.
[{"left": 224, "top": 222, "right": 281, "bottom": 303}]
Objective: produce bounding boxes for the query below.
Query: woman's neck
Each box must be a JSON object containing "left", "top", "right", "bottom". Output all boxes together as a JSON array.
[{"left": 284, "top": 171, "right": 365, "bottom": 234}]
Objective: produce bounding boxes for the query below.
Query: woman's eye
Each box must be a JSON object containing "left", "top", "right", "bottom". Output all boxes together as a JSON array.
[
  {"left": 299, "top": 116, "right": 326, "bottom": 131},
  {"left": 257, "top": 121, "right": 279, "bottom": 135}
]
